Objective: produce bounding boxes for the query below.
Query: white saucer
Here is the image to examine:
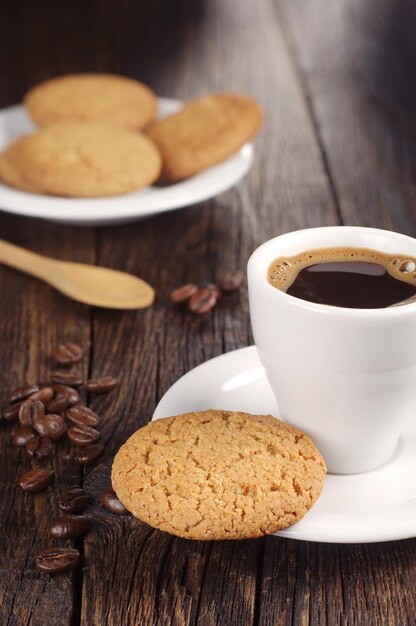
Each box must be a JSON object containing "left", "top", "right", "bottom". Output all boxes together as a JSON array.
[
  {"left": 153, "top": 346, "right": 416, "bottom": 543},
  {"left": 0, "top": 99, "right": 253, "bottom": 226}
]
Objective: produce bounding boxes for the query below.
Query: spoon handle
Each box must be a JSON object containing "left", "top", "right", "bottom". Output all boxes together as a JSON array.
[{"left": 0, "top": 239, "right": 50, "bottom": 280}]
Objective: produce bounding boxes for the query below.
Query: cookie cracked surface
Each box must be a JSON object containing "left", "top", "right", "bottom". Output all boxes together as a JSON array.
[
  {"left": 147, "top": 92, "right": 262, "bottom": 182},
  {"left": 112, "top": 410, "right": 326, "bottom": 540},
  {"left": 19, "top": 121, "right": 161, "bottom": 197}
]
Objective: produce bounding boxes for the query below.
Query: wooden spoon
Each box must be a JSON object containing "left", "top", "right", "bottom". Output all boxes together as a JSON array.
[{"left": 0, "top": 239, "right": 154, "bottom": 309}]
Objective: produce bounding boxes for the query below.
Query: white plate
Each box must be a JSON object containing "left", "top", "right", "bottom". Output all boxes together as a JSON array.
[
  {"left": 0, "top": 99, "right": 253, "bottom": 226},
  {"left": 153, "top": 346, "right": 416, "bottom": 543}
]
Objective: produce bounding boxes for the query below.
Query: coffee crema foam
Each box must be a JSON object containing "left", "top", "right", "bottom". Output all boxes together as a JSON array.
[{"left": 268, "top": 247, "right": 416, "bottom": 292}]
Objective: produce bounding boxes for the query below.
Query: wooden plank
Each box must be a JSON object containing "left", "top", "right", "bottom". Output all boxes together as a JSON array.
[
  {"left": 193, "top": 541, "right": 260, "bottom": 626},
  {"left": 0, "top": 215, "right": 94, "bottom": 625},
  {"left": 0, "top": 3, "right": 98, "bottom": 619},
  {"left": 0, "top": 6, "right": 97, "bottom": 619},
  {"left": 277, "top": 0, "right": 416, "bottom": 234},
  {"left": 259, "top": 2, "right": 416, "bottom": 624},
  {"left": 0, "top": 1, "right": 106, "bottom": 105},
  {"left": 255, "top": 538, "right": 298, "bottom": 626},
  {"left": 80, "top": 0, "right": 339, "bottom": 623}
]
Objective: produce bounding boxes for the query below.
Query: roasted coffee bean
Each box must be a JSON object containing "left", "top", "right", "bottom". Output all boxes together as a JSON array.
[
  {"left": 51, "top": 371, "right": 83, "bottom": 387},
  {"left": 169, "top": 283, "right": 198, "bottom": 303},
  {"left": 2, "top": 401, "right": 23, "bottom": 421},
  {"left": 51, "top": 342, "right": 83, "bottom": 365},
  {"left": 67, "top": 424, "right": 100, "bottom": 446},
  {"left": 86, "top": 377, "right": 118, "bottom": 394},
  {"left": 188, "top": 288, "right": 218, "bottom": 314},
  {"left": 59, "top": 488, "right": 89, "bottom": 514},
  {"left": 30, "top": 387, "right": 54, "bottom": 403},
  {"left": 18, "top": 467, "right": 54, "bottom": 493},
  {"left": 100, "top": 488, "right": 129, "bottom": 515},
  {"left": 52, "top": 384, "right": 80, "bottom": 407},
  {"left": 74, "top": 443, "right": 104, "bottom": 466},
  {"left": 34, "top": 414, "right": 67, "bottom": 441},
  {"left": 18, "top": 399, "right": 45, "bottom": 426},
  {"left": 26, "top": 436, "right": 52, "bottom": 460},
  {"left": 8, "top": 384, "right": 39, "bottom": 404},
  {"left": 12, "top": 426, "right": 36, "bottom": 447},
  {"left": 66, "top": 406, "right": 100, "bottom": 427},
  {"left": 50, "top": 516, "right": 91, "bottom": 539},
  {"left": 218, "top": 270, "right": 244, "bottom": 292},
  {"left": 45, "top": 393, "right": 69, "bottom": 414},
  {"left": 36, "top": 548, "right": 80, "bottom": 574}
]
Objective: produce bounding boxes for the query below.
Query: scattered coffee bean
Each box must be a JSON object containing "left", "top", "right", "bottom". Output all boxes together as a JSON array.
[
  {"left": 12, "top": 426, "right": 36, "bottom": 447},
  {"left": 2, "top": 401, "right": 24, "bottom": 421},
  {"left": 169, "top": 283, "right": 198, "bottom": 303},
  {"left": 218, "top": 270, "right": 244, "bottom": 292},
  {"left": 100, "top": 488, "right": 129, "bottom": 515},
  {"left": 34, "top": 414, "right": 67, "bottom": 441},
  {"left": 52, "top": 384, "right": 80, "bottom": 407},
  {"left": 51, "top": 371, "right": 83, "bottom": 387},
  {"left": 36, "top": 547, "right": 80, "bottom": 574},
  {"left": 45, "top": 393, "right": 69, "bottom": 414},
  {"left": 19, "top": 399, "right": 45, "bottom": 427},
  {"left": 67, "top": 424, "right": 100, "bottom": 446},
  {"left": 50, "top": 516, "right": 91, "bottom": 539},
  {"left": 86, "top": 377, "right": 118, "bottom": 394},
  {"left": 18, "top": 467, "right": 54, "bottom": 493},
  {"left": 74, "top": 443, "right": 104, "bottom": 466},
  {"left": 26, "top": 436, "right": 52, "bottom": 459},
  {"left": 66, "top": 406, "right": 100, "bottom": 427},
  {"left": 30, "top": 387, "right": 54, "bottom": 403},
  {"left": 188, "top": 288, "right": 218, "bottom": 314},
  {"left": 8, "top": 384, "right": 39, "bottom": 404},
  {"left": 51, "top": 342, "right": 83, "bottom": 365},
  {"left": 59, "top": 488, "right": 89, "bottom": 514}
]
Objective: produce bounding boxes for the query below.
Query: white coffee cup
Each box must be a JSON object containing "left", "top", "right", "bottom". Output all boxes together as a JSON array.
[{"left": 247, "top": 226, "right": 416, "bottom": 474}]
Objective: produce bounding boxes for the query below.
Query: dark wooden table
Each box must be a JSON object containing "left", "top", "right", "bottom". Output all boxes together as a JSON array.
[{"left": 1, "top": 0, "right": 416, "bottom": 624}]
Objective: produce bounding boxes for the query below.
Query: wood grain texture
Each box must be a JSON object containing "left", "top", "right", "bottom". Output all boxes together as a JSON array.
[
  {"left": 80, "top": 0, "right": 338, "bottom": 623},
  {"left": 1, "top": 0, "right": 415, "bottom": 624},
  {"left": 0, "top": 215, "right": 94, "bottom": 626},
  {"left": 277, "top": 0, "right": 416, "bottom": 235}
]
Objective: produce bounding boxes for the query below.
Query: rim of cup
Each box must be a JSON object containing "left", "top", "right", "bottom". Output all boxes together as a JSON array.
[{"left": 247, "top": 226, "right": 416, "bottom": 318}]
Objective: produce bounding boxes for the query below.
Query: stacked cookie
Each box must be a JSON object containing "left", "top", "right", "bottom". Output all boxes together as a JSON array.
[
  {"left": 0, "top": 73, "right": 262, "bottom": 198},
  {"left": 0, "top": 74, "right": 160, "bottom": 197}
]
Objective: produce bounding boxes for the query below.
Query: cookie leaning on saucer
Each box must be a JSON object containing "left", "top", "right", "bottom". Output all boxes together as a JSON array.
[
  {"left": 24, "top": 73, "right": 157, "bottom": 130},
  {"left": 112, "top": 410, "right": 326, "bottom": 540},
  {"left": 18, "top": 121, "right": 162, "bottom": 198},
  {"left": 0, "top": 137, "right": 44, "bottom": 194},
  {"left": 146, "top": 92, "right": 263, "bottom": 182}
]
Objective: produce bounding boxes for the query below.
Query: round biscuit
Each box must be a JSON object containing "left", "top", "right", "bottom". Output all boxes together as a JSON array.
[
  {"left": 111, "top": 410, "right": 326, "bottom": 540},
  {"left": 19, "top": 121, "right": 162, "bottom": 198},
  {"left": 147, "top": 92, "right": 262, "bottom": 182},
  {"left": 24, "top": 73, "right": 157, "bottom": 130}
]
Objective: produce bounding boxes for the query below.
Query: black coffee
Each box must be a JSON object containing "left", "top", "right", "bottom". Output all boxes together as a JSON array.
[{"left": 268, "top": 247, "right": 416, "bottom": 309}]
